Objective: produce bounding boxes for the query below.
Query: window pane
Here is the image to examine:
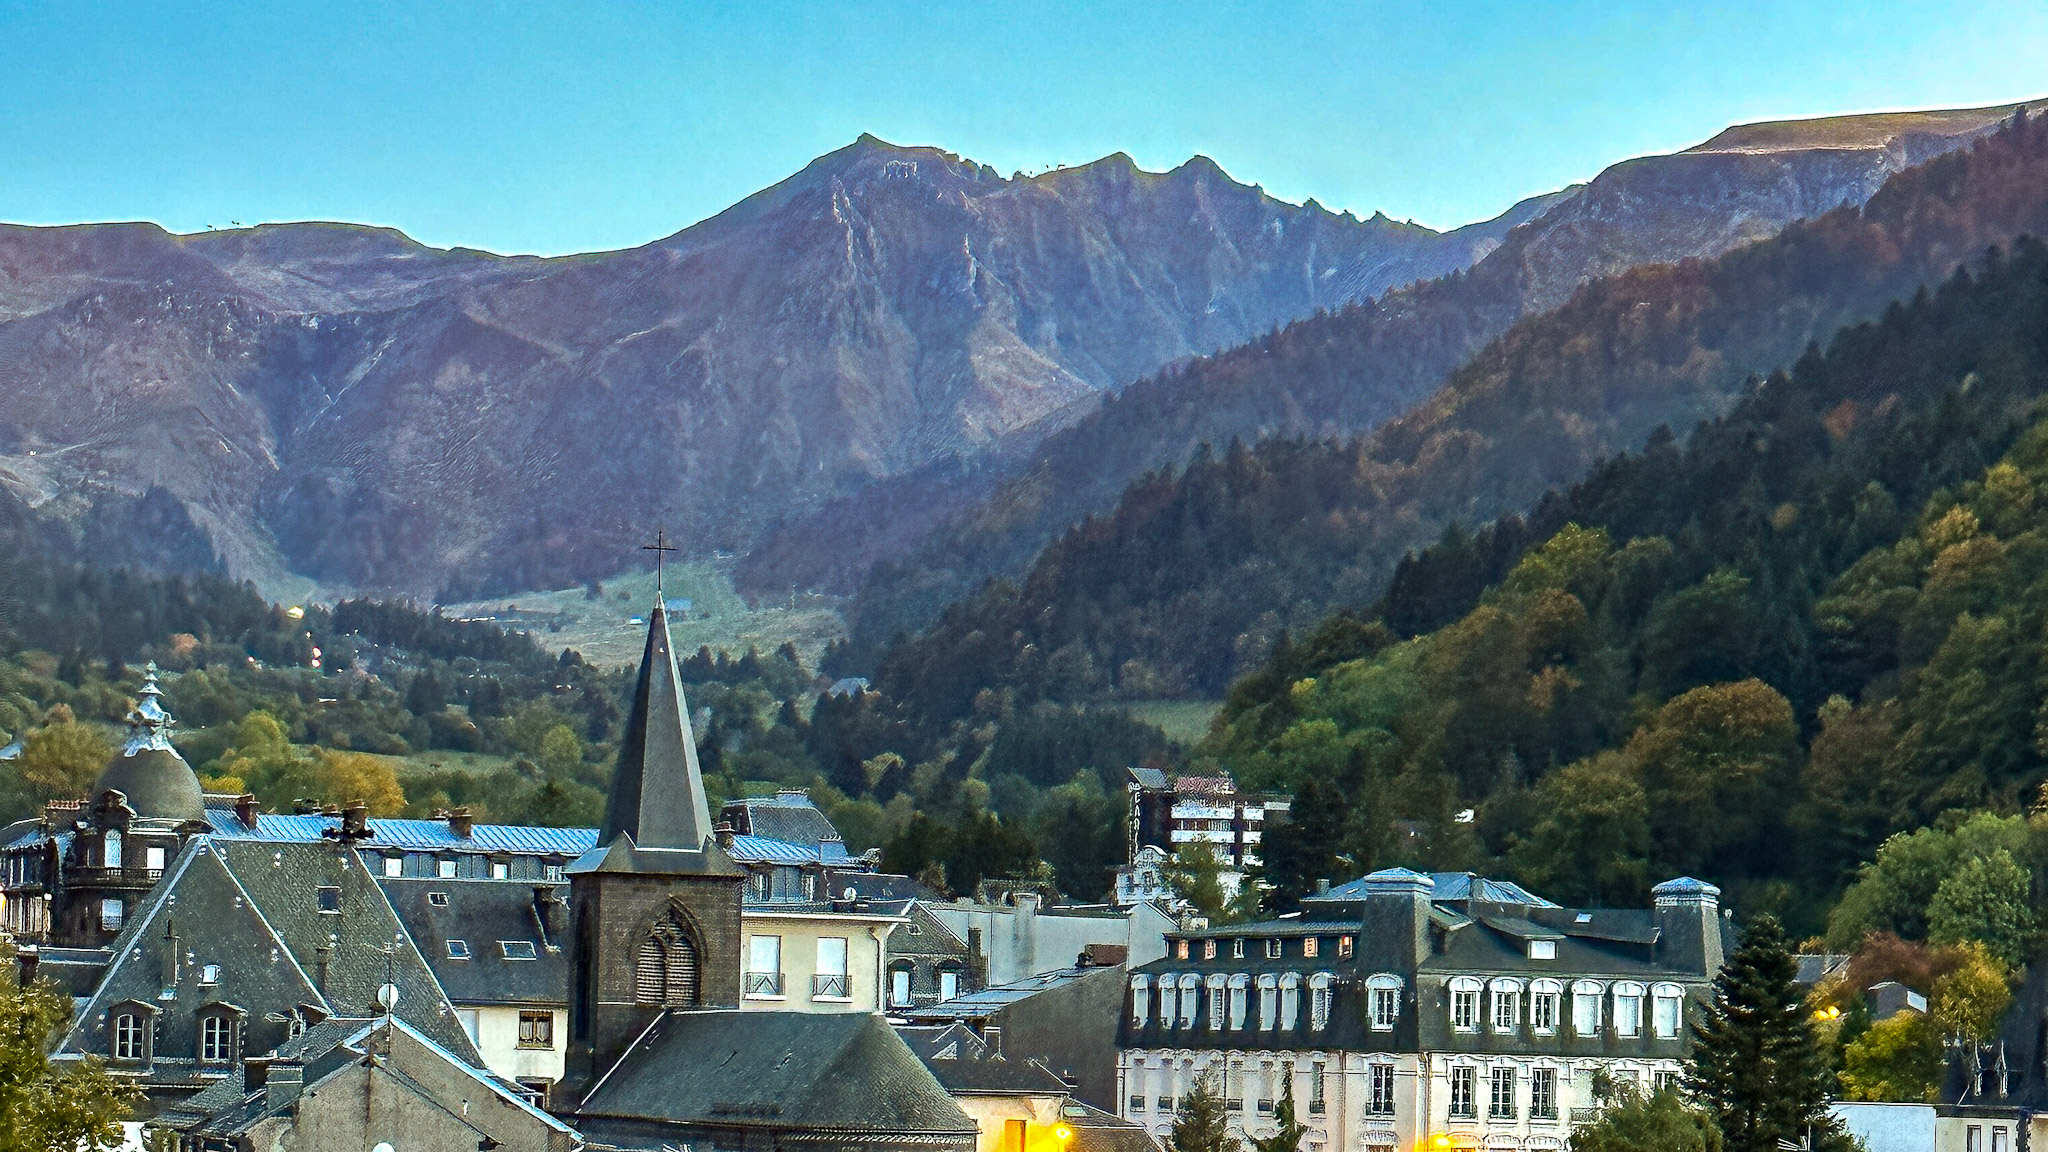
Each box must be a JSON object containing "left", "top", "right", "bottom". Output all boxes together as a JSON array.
[
  {"left": 749, "top": 935, "right": 781, "bottom": 972},
  {"left": 817, "top": 937, "right": 849, "bottom": 976}
]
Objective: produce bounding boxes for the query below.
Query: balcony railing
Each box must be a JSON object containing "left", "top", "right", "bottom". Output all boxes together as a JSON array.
[
  {"left": 1569, "top": 1108, "right": 1601, "bottom": 1125},
  {"left": 743, "top": 971, "right": 784, "bottom": 997},
  {"left": 811, "top": 973, "right": 850, "bottom": 999}
]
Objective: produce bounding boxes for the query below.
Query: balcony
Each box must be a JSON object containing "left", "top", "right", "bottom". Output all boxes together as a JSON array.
[
  {"left": 811, "top": 973, "right": 850, "bottom": 999},
  {"left": 1569, "top": 1108, "right": 1601, "bottom": 1125},
  {"left": 744, "top": 971, "right": 785, "bottom": 997}
]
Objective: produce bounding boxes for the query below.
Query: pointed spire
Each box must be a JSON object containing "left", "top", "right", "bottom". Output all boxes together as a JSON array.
[
  {"left": 599, "top": 604, "right": 713, "bottom": 851},
  {"left": 124, "top": 661, "right": 175, "bottom": 754}
]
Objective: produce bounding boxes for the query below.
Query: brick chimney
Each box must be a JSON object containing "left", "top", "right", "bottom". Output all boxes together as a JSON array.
[
  {"left": 1358, "top": 868, "right": 1434, "bottom": 971},
  {"left": 234, "top": 794, "right": 259, "bottom": 829},
  {"left": 445, "top": 808, "right": 473, "bottom": 839}
]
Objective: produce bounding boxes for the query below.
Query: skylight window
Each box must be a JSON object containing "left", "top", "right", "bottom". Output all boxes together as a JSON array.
[
  {"left": 428, "top": 892, "right": 449, "bottom": 907},
  {"left": 501, "top": 941, "right": 538, "bottom": 961},
  {"left": 316, "top": 886, "right": 341, "bottom": 914},
  {"left": 447, "top": 940, "right": 471, "bottom": 960}
]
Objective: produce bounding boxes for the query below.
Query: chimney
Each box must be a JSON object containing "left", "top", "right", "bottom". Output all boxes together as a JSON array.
[
  {"left": 16, "top": 945, "right": 38, "bottom": 986},
  {"left": 342, "top": 803, "right": 369, "bottom": 839},
  {"left": 984, "top": 1026, "right": 1003, "bottom": 1059},
  {"left": 267, "top": 1061, "right": 304, "bottom": 1108},
  {"left": 713, "top": 820, "right": 736, "bottom": 851},
  {"left": 314, "top": 944, "right": 331, "bottom": 994},
  {"left": 532, "top": 884, "right": 566, "bottom": 949},
  {"left": 445, "top": 808, "right": 473, "bottom": 839},
  {"left": 1358, "top": 868, "right": 1434, "bottom": 971},
  {"left": 1315, "top": 878, "right": 1331, "bottom": 895},
  {"left": 235, "top": 794, "right": 259, "bottom": 829},
  {"left": 1652, "top": 877, "right": 1725, "bottom": 976}
]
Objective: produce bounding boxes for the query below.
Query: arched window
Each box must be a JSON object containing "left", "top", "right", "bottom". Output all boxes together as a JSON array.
[
  {"left": 634, "top": 906, "right": 701, "bottom": 1007},
  {"left": 1572, "top": 979, "right": 1606, "bottom": 1035},
  {"left": 1130, "top": 974, "right": 1152, "bottom": 1026},
  {"left": 1278, "top": 972, "right": 1301, "bottom": 1030},
  {"left": 1489, "top": 978, "right": 1523, "bottom": 1032},
  {"left": 1309, "top": 972, "right": 1334, "bottom": 1031},
  {"left": 893, "top": 963, "right": 917, "bottom": 1009},
  {"left": 1613, "top": 981, "right": 1646, "bottom": 1038},
  {"left": 1205, "top": 974, "right": 1229, "bottom": 1031},
  {"left": 1449, "top": 976, "right": 1483, "bottom": 1031},
  {"left": 111, "top": 1010, "right": 146, "bottom": 1061},
  {"left": 1366, "top": 974, "right": 1403, "bottom": 1031},
  {"left": 103, "top": 830, "right": 123, "bottom": 869},
  {"left": 1256, "top": 973, "right": 1279, "bottom": 1030},
  {"left": 1529, "top": 978, "right": 1563, "bottom": 1033},
  {"left": 1651, "top": 982, "right": 1685, "bottom": 1039},
  {"left": 1176, "top": 973, "right": 1199, "bottom": 1027},
  {"left": 1227, "top": 973, "right": 1250, "bottom": 1030},
  {"left": 197, "top": 1011, "right": 239, "bottom": 1064}
]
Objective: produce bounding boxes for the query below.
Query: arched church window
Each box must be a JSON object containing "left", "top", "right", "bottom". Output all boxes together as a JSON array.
[{"left": 633, "top": 907, "right": 701, "bottom": 1007}]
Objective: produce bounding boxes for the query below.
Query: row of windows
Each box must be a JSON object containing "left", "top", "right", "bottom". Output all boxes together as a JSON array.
[
  {"left": 1129, "top": 1059, "right": 1333, "bottom": 1116},
  {"left": 109, "top": 1011, "right": 239, "bottom": 1063},
  {"left": 1132, "top": 973, "right": 1335, "bottom": 1032},
  {"left": 887, "top": 964, "right": 964, "bottom": 1007},
  {"left": 745, "top": 934, "right": 853, "bottom": 1000},
  {"left": 1130, "top": 1061, "right": 1676, "bottom": 1123},
  {"left": 1446, "top": 979, "right": 1685, "bottom": 1040},
  {"left": 379, "top": 854, "right": 561, "bottom": 881},
  {"left": 1174, "top": 936, "right": 1355, "bottom": 962},
  {"left": 92, "top": 831, "right": 169, "bottom": 872}
]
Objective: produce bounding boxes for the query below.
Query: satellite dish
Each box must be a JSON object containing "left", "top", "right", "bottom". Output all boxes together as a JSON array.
[{"left": 377, "top": 983, "right": 400, "bottom": 1012}]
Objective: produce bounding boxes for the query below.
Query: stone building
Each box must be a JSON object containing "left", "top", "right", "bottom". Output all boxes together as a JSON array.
[{"left": 1117, "top": 869, "right": 1735, "bottom": 1152}]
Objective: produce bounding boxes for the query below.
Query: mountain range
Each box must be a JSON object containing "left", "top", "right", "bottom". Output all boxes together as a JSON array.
[{"left": 0, "top": 102, "right": 2027, "bottom": 609}]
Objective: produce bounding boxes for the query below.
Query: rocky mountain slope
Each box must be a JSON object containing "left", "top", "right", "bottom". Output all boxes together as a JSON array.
[
  {"left": 0, "top": 138, "right": 1549, "bottom": 598},
  {"left": 787, "top": 102, "right": 2027, "bottom": 653}
]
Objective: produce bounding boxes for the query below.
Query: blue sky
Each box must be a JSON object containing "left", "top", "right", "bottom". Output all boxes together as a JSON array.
[{"left": 1, "top": 1, "right": 2042, "bottom": 256}]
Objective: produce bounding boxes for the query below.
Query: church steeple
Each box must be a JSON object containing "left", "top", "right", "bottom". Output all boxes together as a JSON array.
[{"left": 599, "top": 602, "right": 713, "bottom": 851}]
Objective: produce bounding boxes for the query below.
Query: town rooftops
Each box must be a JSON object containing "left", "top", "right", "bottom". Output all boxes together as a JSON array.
[
  {"left": 905, "top": 967, "right": 1108, "bottom": 1021},
  {"left": 1306, "top": 870, "right": 1558, "bottom": 907},
  {"left": 898, "top": 1022, "right": 1071, "bottom": 1096},
  {"left": 378, "top": 878, "right": 568, "bottom": 1007},
  {"left": 200, "top": 810, "right": 598, "bottom": 855},
  {"left": 576, "top": 1009, "right": 976, "bottom": 1144},
  {"left": 720, "top": 790, "right": 846, "bottom": 848}
]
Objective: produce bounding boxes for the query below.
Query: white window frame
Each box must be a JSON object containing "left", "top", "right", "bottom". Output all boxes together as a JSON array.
[
  {"left": 1205, "top": 973, "right": 1229, "bottom": 1031},
  {"left": 746, "top": 934, "right": 784, "bottom": 998},
  {"left": 1227, "top": 973, "right": 1250, "bottom": 1030},
  {"left": 1489, "top": 1064, "right": 1516, "bottom": 1119},
  {"left": 1529, "top": 978, "right": 1562, "bottom": 1034},
  {"left": 1367, "top": 973, "right": 1402, "bottom": 1031},
  {"left": 1448, "top": 1063, "right": 1478, "bottom": 1119},
  {"left": 1278, "top": 972, "right": 1301, "bottom": 1030},
  {"left": 1257, "top": 973, "right": 1279, "bottom": 1030},
  {"left": 198, "top": 1014, "right": 233, "bottom": 1063},
  {"left": 1309, "top": 972, "right": 1334, "bottom": 1032},
  {"left": 1572, "top": 979, "right": 1606, "bottom": 1035},
  {"left": 383, "top": 855, "right": 404, "bottom": 878},
  {"left": 111, "top": 1011, "right": 146, "bottom": 1060},
  {"left": 1490, "top": 978, "right": 1523, "bottom": 1033},
  {"left": 1651, "top": 982, "right": 1684, "bottom": 1039},
  {"left": 1531, "top": 1065, "right": 1558, "bottom": 1120},
  {"left": 1367, "top": 1062, "right": 1396, "bottom": 1116},
  {"left": 1449, "top": 976, "right": 1482, "bottom": 1032},
  {"left": 812, "top": 937, "right": 850, "bottom": 1000},
  {"left": 1130, "top": 974, "right": 1151, "bottom": 1026},
  {"left": 938, "top": 968, "right": 962, "bottom": 1001},
  {"left": 1613, "top": 981, "right": 1646, "bottom": 1038},
  {"left": 1176, "top": 974, "right": 1200, "bottom": 1027}
]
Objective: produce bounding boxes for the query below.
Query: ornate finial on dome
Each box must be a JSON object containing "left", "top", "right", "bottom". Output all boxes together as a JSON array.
[{"left": 124, "top": 662, "right": 176, "bottom": 755}]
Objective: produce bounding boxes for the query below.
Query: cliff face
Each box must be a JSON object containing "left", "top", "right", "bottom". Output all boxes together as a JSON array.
[
  {"left": 0, "top": 138, "right": 1540, "bottom": 597},
  {"left": 800, "top": 103, "right": 2026, "bottom": 647}
]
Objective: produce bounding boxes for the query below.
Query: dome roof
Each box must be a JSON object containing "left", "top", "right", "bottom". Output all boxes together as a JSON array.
[
  {"left": 94, "top": 745, "right": 205, "bottom": 825},
  {"left": 91, "top": 663, "right": 205, "bottom": 826}
]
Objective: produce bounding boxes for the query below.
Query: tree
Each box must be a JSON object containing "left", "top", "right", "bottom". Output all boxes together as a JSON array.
[
  {"left": 1926, "top": 849, "right": 2036, "bottom": 967},
  {"left": 538, "top": 724, "right": 583, "bottom": 777},
  {"left": 10, "top": 716, "right": 114, "bottom": 815},
  {"left": 1247, "top": 1076, "right": 1305, "bottom": 1152},
  {"left": 0, "top": 945, "right": 137, "bottom": 1152},
  {"left": 1168, "top": 1071, "right": 1239, "bottom": 1152},
  {"left": 1166, "top": 840, "right": 1233, "bottom": 923},
  {"left": 1260, "top": 775, "right": 1352, "bottom": 913},
  {"left": 1509, "top": 751, "right": 1651, "bottom": 906},
  {"left": 1568, "top": 1081, "right": 1721, "bottom": 1152},
  {"left": 1931, "top": 941, "right": 2014, "bottom": 1043},
  {"left": 1838, "top": 1013, "right": 1944, "bottom": 1102},
  {"left": 1685, "top": 915, "right": 1835, "bottom": 1152}
]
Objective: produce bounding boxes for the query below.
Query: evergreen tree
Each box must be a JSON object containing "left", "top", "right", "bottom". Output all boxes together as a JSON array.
[
  {"left": 1260, "top": 776, "right": 1351, "bottom": 913},
  {"left": 1567, "top": 1080, "right": 1721, "bottom": 1152},
  {"left": 1248, "top": 1076, "right": 1306, "bottom": 1152},
  {"left": 1168, "top": 1072, "right": 1239, "bottom": 1152},
  {"left": 1684, "top": 915, "right": 1839, "bottom": 1152},
  {"left": 0, "top": 945, "right": 137, "bottom": 1152}
]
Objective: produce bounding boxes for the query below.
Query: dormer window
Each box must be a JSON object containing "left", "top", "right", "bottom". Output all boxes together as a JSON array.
[
  {"left": 1450, "top": 977, "right": 1482, "bottom": 1032},
  {"left": 1614, "top": 982, "right": 1646, "bottom": 1037},
  {"left": 1204, "top": 940, "right": 1218, "bottom": 960},
  {"left": 1302, "top": 937, "right": 1319, "bottom": 959},
  {"left": 447, "top": 940, "right": 471, "bottom": 960},
  {"left": 437, "top": 858, "right": 457, "bottom": 879},
  {"left": 1530, "top": 979, "right": 1562, "bottom": 1034},
  {"left": 1652, "top": 983, "right": 1684, "bottom": 1039},
  {"left": 1177, "top": 940, "right": 1190, "bottom": 961},
  {"left": 110, "top": 1007, "right": 150, "bottom": 1062},
  {"left": 1309, "top": 973, "right": 1334, "bottom": 1031},
  {"left": 1572, "top": 980, "right": 1605, "bottom": 1034},
  {"left": 1265, "top": 939, "right": 1282, "bottom": 959},
  {"left": 384, "top": 855, "right": 404, "bottom": 878},
  {"left": 1338, "top": 935, "right": 1354, "bottom": 959},
  {"left": 1232, "top": 939, "right": 1246, "bottom": 959},
  {"left": 1491, "top": 979, "right": 1523, "bottom": 1032},
  {"left": 1367, "top": 974, "right": 1401, "bottom": 1031},
  {"left": 1529, "top": 939, "right": 1556, "bottom": 960},
  {"left": 199, "top": 964, "right": 221, "bottom": 986}
]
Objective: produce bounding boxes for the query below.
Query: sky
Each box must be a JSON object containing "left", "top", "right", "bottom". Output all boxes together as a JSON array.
[{"left": 1, "top": 1, "right": 2044, "bottom": 257}]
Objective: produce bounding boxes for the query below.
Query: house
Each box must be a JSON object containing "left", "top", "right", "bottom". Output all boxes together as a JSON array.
[
  {"left": 148, "top": 1015, "right": 582, "bottom": 1152},
  {"left": 927, "top": 890, "right": 1172, "bottom": 988},
  {"left": 902, "top": 1022, "right": 1158, "bottom": 1152},
  {"left": 903, "top": 959, "right": 1134, "bottom": 1111},
  {"left": 382, "top": 876, "right": 573, "bottom": 1099},
  {"left": 51, "top": 834, "right": 481, "bottom": 1108},
  {"left": 1117, "top": 869, "right": 1735, "bottom": 1152},
  {"left": 1116, "top": 768, "right": 1290, "bottom": 904}
]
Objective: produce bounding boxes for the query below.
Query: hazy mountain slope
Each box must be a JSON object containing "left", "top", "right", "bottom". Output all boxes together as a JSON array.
[
  {"left": 0, "top": 138, "right": 1541, "bottom": 597},
  {"left": 817, "top": 102, "right": 2027, "bottom": 653},
  {"left": 858, "top": 109, "right": 2048, "bottom": 722}
]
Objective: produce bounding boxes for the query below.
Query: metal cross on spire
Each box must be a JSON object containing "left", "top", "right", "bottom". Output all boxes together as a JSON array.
[{"left": 642, "top": 528, "right": 677, "bottom": 599}]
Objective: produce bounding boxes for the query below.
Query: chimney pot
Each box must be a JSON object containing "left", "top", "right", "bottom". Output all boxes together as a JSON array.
[
  {"left": 446, "top": 808, "right": 474, "bottom": 838},
  {"left": 713, "top": 820, "right": 736, "bottom": 850},
  {"left": 235, "top": 794, "right": 259, "bottom": 829},
  {"left": 1315, "top": 878, "right": 1331, "bottom": 894}
]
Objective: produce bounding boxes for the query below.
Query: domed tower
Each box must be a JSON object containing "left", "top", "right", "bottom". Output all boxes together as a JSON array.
[{"left": 55, "top": 663, "right": 209, "bottom": 946}]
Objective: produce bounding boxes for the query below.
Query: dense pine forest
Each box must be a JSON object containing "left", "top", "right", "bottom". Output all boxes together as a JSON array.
[{"left": 857, "top": 110, "right": 2048, "bottom": 728}]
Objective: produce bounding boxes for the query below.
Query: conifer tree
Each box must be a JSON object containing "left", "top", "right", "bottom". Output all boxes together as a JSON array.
[
  {"left": 1169, "top": 1071, "right": 1239, "bottom": 1152},
  {"left": 1684, "top": 915, "right": 1844, "bottom": 1152},
  {"left": 1248, "top": 1076, "right": 1307, "bottom": 1152}
]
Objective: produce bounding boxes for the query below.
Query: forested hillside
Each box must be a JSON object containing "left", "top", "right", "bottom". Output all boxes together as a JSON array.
[
  {"left": 862, "top": 109, "right": 2048, "bottom": 732},
  {"left": 1216, "top": 225, "right": 2048, "bottom": 933}
]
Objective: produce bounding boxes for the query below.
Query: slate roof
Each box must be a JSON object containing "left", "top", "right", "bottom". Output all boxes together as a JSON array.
[
  {"left": 577, "top": 1009, "right": 976, "bottom": 1140},
  {"left": 723, "top": 791, "right": 845, "bottom": 847},
  {"left": 94, "top": 746, "right": 205, "bottom": 826},
  {"left": 906, "top": 968, "right": 1101, "bottom": 1021},
  {"left": 602, "top": 604, "right": 714, "bottom": 852},
  {"left": 378, "top": 877, "right": 569, "bottom": 1007},
  {"left": 899, "top": 1022, "right": 1071, "bottom": 1095},
  {"left": 60, "top": 837, "right": 482, "bottom": 1074},
  {"left": 727, "top": 832, "right": 853, "bottom": 865},
  {"left": 33, "top": 946, "right": 113, "bottom": 997}
]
